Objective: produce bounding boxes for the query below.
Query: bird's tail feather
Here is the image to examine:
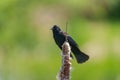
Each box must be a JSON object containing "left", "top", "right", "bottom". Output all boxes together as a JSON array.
[{"left": 72, "top": 47, "right": 89, "bottom": 63}]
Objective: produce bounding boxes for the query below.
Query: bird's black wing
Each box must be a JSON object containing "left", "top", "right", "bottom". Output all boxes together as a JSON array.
[
  {"left": 67, "top": 36, "right": 89, "bottom": 63},
  {"left": 67, "top": 36, "right": 79, "bottom": 47}
]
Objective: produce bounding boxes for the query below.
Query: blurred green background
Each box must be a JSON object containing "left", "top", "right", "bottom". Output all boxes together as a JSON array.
[{"left": 0, "top": 0, "right": 120, "bottom": 80}]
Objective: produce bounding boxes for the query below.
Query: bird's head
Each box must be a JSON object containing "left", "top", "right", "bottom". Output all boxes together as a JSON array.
[{"left": 50, "top": 25, "right": 61, "bottom": 33}]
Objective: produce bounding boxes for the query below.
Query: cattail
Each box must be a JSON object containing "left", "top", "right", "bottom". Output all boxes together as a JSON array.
[{"left": 57, "top": 41, "right": 71, "bottom": 80}]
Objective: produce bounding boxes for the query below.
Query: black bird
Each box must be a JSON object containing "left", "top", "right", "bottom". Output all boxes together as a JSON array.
[{"left": 51, "top": 25, "right": 89, "bottom": 63}]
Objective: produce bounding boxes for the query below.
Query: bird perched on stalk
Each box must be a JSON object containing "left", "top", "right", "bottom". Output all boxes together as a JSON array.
[{"left": 51, "top": 25, "right": 89, "bottom": 63}]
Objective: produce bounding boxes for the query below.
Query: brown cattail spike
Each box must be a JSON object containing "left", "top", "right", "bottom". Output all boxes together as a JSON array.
[{"left": 57, "top": 41, "right": 71, "bottom": 80}]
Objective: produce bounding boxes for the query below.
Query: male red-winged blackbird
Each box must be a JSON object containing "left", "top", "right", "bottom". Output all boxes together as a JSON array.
[{"left": 51, "top": 25, "right": 89, "bottom": 63}]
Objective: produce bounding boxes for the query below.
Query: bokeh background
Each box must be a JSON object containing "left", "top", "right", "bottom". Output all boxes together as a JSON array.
[{"left": 0, "top": 0, "right": 120, "bottom": 80}]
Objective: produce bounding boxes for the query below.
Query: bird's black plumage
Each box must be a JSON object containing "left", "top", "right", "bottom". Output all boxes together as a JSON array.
[{"left": 51, "top": 25, "right": 89, "bottom": 63}]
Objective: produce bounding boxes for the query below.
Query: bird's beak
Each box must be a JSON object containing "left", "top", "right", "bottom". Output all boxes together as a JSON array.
[{"left": 50, "top": 27, "right": 53, "bottom": 30}]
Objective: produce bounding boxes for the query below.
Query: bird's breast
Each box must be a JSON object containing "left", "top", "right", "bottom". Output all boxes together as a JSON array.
[{"left": 54, "top": 34, "right": 65, "bottom": 47}]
